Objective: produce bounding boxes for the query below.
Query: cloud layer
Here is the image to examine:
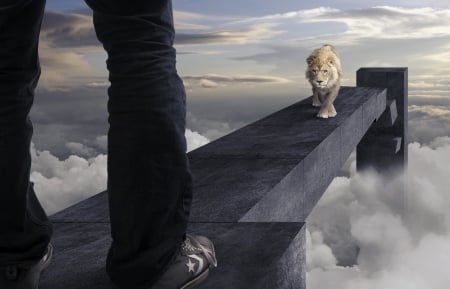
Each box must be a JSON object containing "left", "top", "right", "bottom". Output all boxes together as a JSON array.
[
  {"left": 32, "top": 129, "right": 209, "bottom": 215},
  {"left": 39, "top": 10, "right": 102, "bottom": 88},
  {"left": 409, "top": 104, "right": 450, "bottom": 143},
  {"left": 306, "top": 137, "right": 450, "bottom": 289},
  {"left": 183, "top": 74, "right": 291, "bottom": 89}
]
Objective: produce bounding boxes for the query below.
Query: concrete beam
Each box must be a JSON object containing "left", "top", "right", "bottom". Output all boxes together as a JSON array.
[
  {"left": 40, "top": 222, "right": 305, "bottom": 289},
  {"left": 189, "top": 86, "right": 386, "bottom": 222}
]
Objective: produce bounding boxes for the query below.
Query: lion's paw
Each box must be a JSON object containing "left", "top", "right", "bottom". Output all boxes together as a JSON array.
[
  {"left": 327, "top": 105, "right": 337, "bottom": 117},
  {"left": 328, "top": 111, "right": 337, "bottom": 117}
]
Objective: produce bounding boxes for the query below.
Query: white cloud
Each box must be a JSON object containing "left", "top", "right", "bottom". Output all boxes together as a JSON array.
[
  {"left": 185, "top": 129, "right": 210, "bottom": 151},
  {"left": 39, "top": 46, "right": 93, "bottom": 87},
  {"left": 65, "top": 142, "right": 97, "bottom": 158},
  {"left": 307, "top": 137, "right": 450, "bottom": 289},
  {"left": 32, "top": 129, "right": 209, "bottom": 214},
  {"left": 225, "top": 6, "right": 450, "bottom": 41},
  {"left": 39, "top": 10, "right": 102, "bottom": 89},
  {"left": 85, "top": 81, "right": 110, "bottom": 88},
  {"left": 306, "top": 230, "right": 338, "bottom": 271},
  {"left": 176, "top": 23, "right": 285, "bottom": 45},
  {"left": 41, "top": 10, "right": 98, "bottom": 48},
  {"left": 30, "top": 143, "right": 107, "bottom": 215},
  {"left": 173, "top": 10, "right": 225, "bottom": 31},
  {"left": 230, "top": 7, "right": 340, "bottom": 25},
  {"left": 428, "top": 136, "right": 450, "bottom": 149},
  {"left": 183, "top": 74, "right": 291, "bottom": 89},
  {"left": 299, "top": 6, "right": 450, "bottom": 41},
  {"left": 199, "top": 79, "right": 221, "bottom": 88},
  {"left": 409, "top": 104, "right": 450, "bottom": 119},
  {"left": 186, "top": 110, "right": 244, "bottom": 141},
  {"left": 409, "top": 79, "right": 450, "bottom": 98},
  {"left": 409, "top": 105, "right": 450, "bottom": 143}
]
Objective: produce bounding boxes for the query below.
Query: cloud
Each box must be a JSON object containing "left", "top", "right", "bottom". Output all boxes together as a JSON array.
[
  {"left": 306, "top": 230, "right": 338, "bottom": 271},
  {"left": 174, "top": 10, "right": 236, "bottom": 23},
  {"left": 85, "top": 81, "right": 110, "bottom": 88},
  {"left": 183, "top": 74, "right": 291, "bottom": 89},
  {"left": 95, "top": 135, "right": 108, "bottom": 151},
  {"left": 38, "top": 10, "right": 102, "bottom": 88},
  {"left": 39, "top": 47, "right": 94, "bottom": 87},
  {"left": 186, "top": 111, "right": 237, "bottom": 141},
  {"left": 185, "top": 129, "right": 210, "bottom": 151},
  {"left": 65, "top": 142, "right": 98, "bottom": 158},
  {"left": 173, "top": 10, "right": 231, "bottom": 31},
  {"left": 264, "top": 6, "right": 450, "bottom": 41},
  {"left": 30, "top": 86, "right": 108, "bottom": 158},
  {"left": 30, "top": 142, "right": 107, "bottom": 215},
  {"left": 230, "top": 7, "right": 340, "bottom": 25},
  {"left": 173, "top": 8, "right": 285, "bottom": 46},
  {"left": 41, "top": 10, "right": 98, "bottom": 48},
  {"left": 175, "top": 23, "right": 285, "bottom": 45},
  {"left": 32, "top": 129, "right": 209, "bottom": 214},
  {"left": 410, "top": 105, "right": 450, "bottom": 119},
  {"left": 306, "top": 137, "right": 450, "bottom": 289},
  {"left": 199, "top": 79, "right": 221, "bottom": 88},
  {"left": 230, "top": 6, "right": 450, "bottom": 97},
  {"left": 409, "top": 104, "right": 450, "bottom": 144},
  {"left": 409, "top": 78, "right": 450, "bottom": 98},
  {"left": 177, "top": 50, "right": 229, "bottom": 55},
  {"left": 231, "top": 43, "right": 312, "bottom": 76}
]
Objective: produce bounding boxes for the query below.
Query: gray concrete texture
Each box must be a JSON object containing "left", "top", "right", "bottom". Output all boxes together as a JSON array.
[
  {"left": 356, "top": 68, "right": 408, "bottom": 172},
  {"left": 40, "top": 222, "right": 305, "bottom": 289},
  {"left": 188, "top": 86, "right": 386, "bottom": 222}
]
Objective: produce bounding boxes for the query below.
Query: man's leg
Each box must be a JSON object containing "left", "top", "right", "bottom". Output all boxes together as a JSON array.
[
  {"left": 0, "top": 0, "right": 52, "bottom": 268},
  {"left": 84, "top": 0, "right": 194, "bottom": 288}
]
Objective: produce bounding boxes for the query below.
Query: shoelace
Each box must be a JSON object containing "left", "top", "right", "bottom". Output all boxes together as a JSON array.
[
  {"left": 181, "top": 238, "right": 196, "bottom": 253},
  {"left": 182, "top": 238, "right": 217, "bottom": 268}
]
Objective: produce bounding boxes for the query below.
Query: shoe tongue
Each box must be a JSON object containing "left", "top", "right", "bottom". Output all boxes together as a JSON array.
[{"left": 181, "top": 240, "right": 202, "bottom": 255}]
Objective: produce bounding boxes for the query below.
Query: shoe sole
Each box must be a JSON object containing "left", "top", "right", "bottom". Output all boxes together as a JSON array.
[{"left": 180, "top": 267, "right": 210, "bottom": 289}]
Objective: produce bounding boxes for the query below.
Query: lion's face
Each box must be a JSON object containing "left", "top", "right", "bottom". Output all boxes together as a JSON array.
[
  {"left": 305, "top": 46, "right": 342, "bottom": 90},
  {"left": 308, "top": 65, "right": 335, "bottom": 88}
]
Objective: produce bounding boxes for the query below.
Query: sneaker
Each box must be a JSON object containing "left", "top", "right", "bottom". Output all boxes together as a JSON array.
[
  {"left": 150, "top": 235, "right": 217, "bottom": 289},
  {"left": 0, "top": 243, "right": 53, "bottom": 289}
]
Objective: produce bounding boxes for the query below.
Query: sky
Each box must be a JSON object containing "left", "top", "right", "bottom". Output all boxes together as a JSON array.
[{"left": 25, "top": 0, "right": 450, "bottom": 288}]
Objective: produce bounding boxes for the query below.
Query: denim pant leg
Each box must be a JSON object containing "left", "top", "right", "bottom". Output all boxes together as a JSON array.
[
  {"left": 0, "top": 0, "right": 52, "bottom": 266},
  {"left": 84, "top": 0, "right": 193, "bottom": 288}
]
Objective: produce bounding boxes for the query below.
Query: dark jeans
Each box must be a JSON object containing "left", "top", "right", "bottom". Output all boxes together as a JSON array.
[{"left": 0, "top": 0, "right": 193, "bottom": 288}]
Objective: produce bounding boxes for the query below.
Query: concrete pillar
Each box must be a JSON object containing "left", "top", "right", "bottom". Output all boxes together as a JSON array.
[{"left": 356, "top": 68, "right": 408, "bottom": 174}]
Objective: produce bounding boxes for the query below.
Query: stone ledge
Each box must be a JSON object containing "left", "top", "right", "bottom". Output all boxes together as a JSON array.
[
  {"left": 52, "top": 86, "right": 387, "bottom": 224},
  {"left": 40, "top": 222, "right": 305, "bottom": 289}
]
